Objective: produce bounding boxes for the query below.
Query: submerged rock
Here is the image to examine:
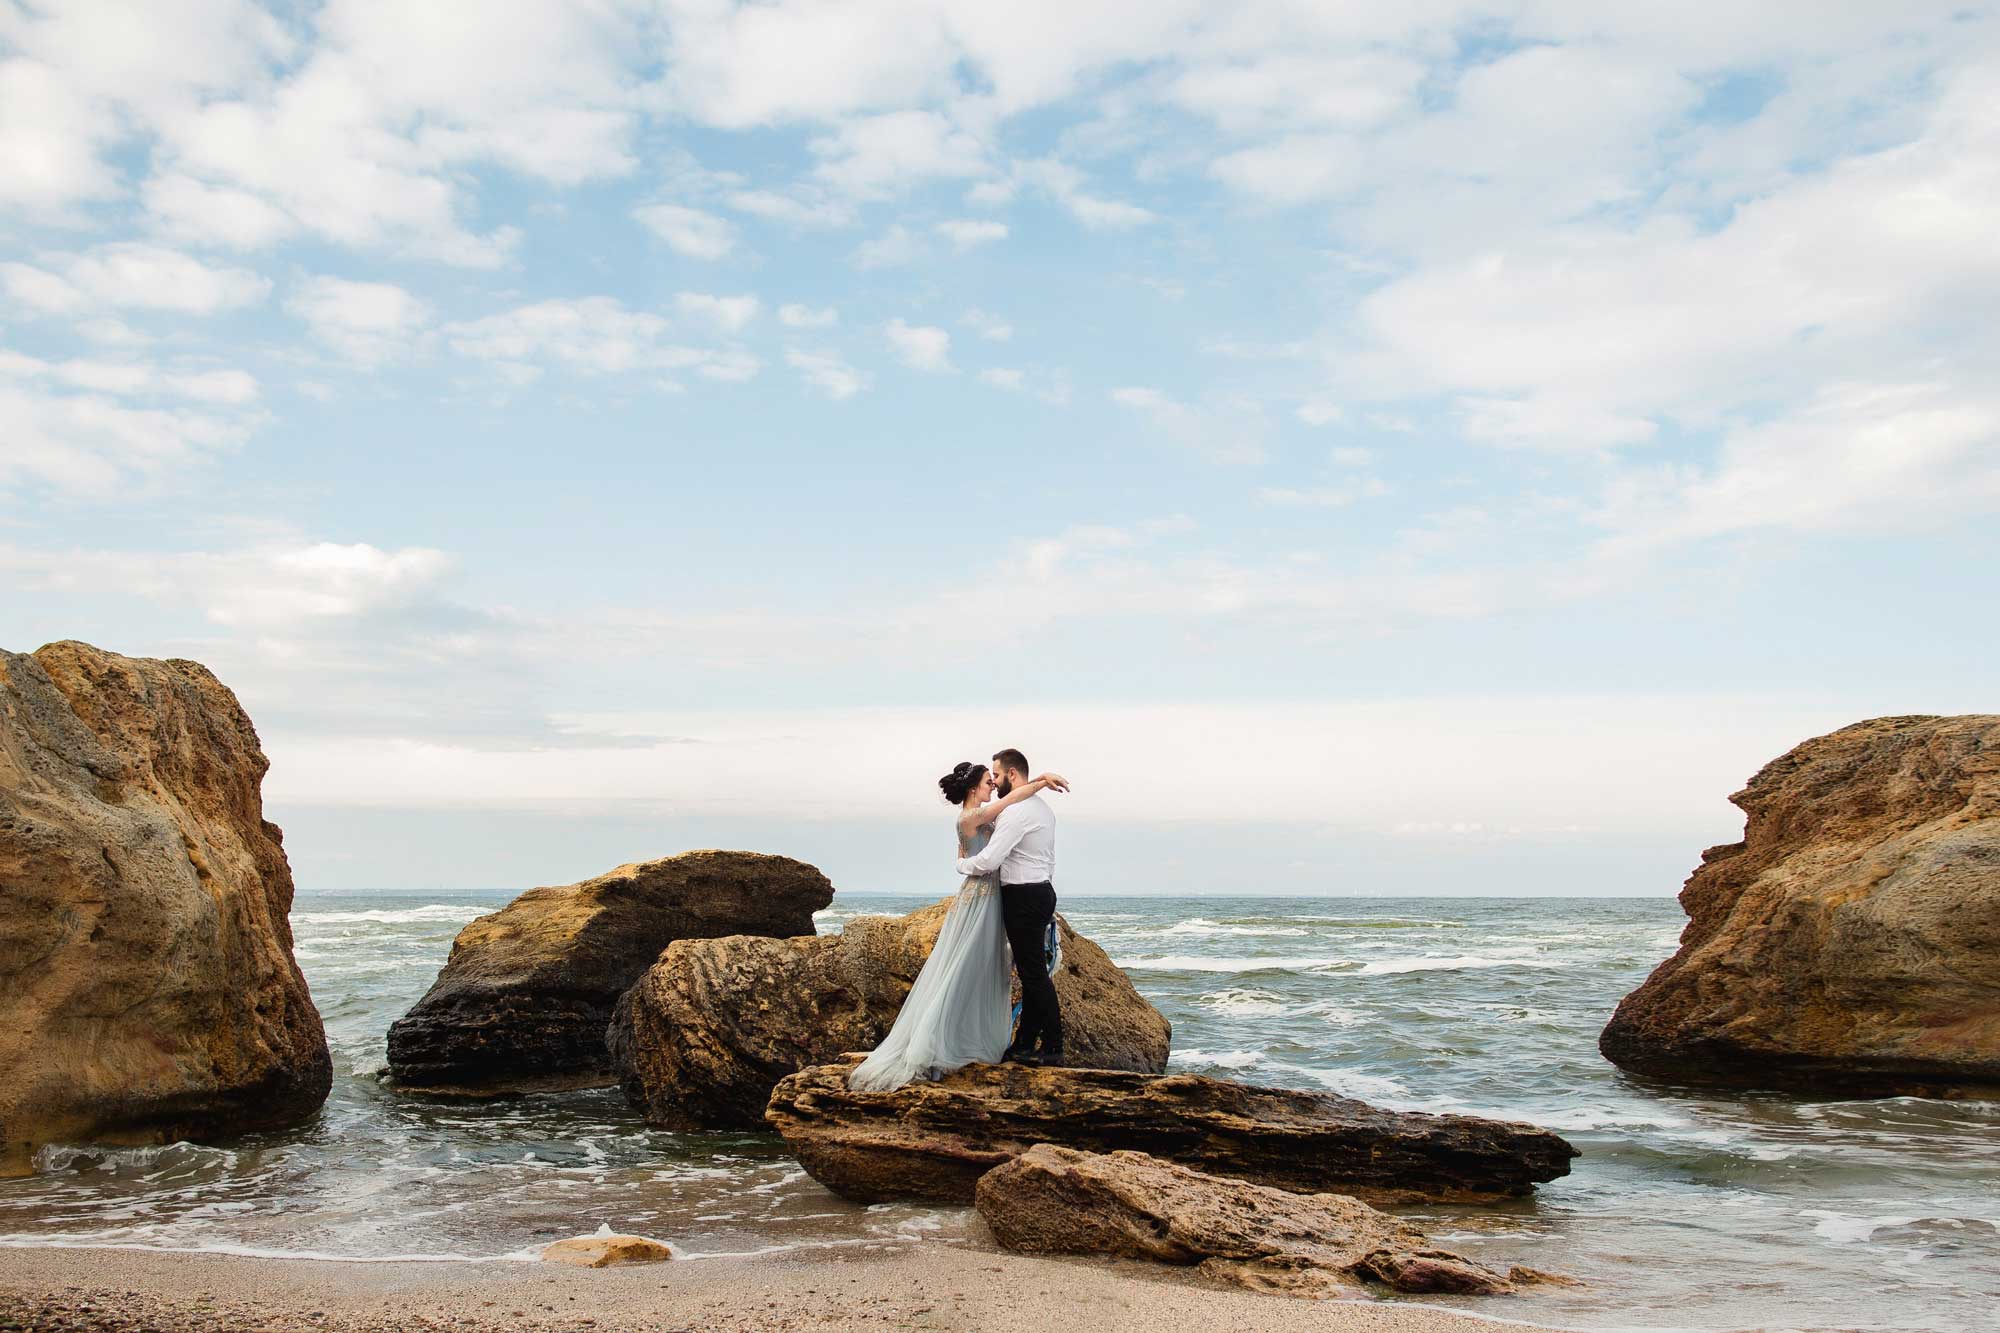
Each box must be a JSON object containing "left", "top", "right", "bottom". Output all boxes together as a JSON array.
[
  {"left": 765, "top": 1057, "right": 1575, "bottom": 1204},
  {"left": 1601, "top": 715, "right": 2000, "bottom": 1097},
  {"left": 0, "top": 642, "right": 331, "bottom": 1171},
  {"left": 609, "top": 899, "right": 1170, "bottom": 1130},
  {"left": 387, "top": 851, "right": 832, "bottom": 1094},
  {"left": 976, "top": 1145, "right": 1515, "bottom": 1298},
  {"left": 540, "top": 1234, "right": 674, "bottom": 1267}
]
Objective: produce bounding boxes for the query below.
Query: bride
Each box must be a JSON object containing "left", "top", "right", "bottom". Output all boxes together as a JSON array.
[{"left": 848, "top": 760, "right": 1068, "bottom": 1091}]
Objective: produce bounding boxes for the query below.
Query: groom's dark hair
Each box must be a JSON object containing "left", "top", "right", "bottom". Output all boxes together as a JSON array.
[{"left": 991, "top": 748, "right": 1029, "bottom": 777}]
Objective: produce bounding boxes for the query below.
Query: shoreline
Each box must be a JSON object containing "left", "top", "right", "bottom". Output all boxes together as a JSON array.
[{"left": 0, "top": 1241, "right": 1568, "bottom": 1333}]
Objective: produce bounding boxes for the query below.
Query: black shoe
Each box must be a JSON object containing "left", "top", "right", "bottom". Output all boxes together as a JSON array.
[
  {"left": 1036, "top": 1047, "right": 1065, "bottom": 1068},
  {"left": 1001, "top": 1045, "right": 1038, "bottom": 1065}
]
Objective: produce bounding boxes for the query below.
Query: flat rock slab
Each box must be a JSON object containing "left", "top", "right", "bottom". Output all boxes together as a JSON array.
[
  {"left": 766, "top": 1058, "right": 1576, "bottom": 1204},
  {"left": 387, "top": 850, "right": 832, "bottom": 1094},
  {"left": 1601, "top": 714, "right": 2000, "bottom": 1096},
  {"left": 612, "top": 901, "right": 1170, "bottom": 1130},
  {"left": 976, "top": 1145, "right": 1514, "bottom": 1299}
]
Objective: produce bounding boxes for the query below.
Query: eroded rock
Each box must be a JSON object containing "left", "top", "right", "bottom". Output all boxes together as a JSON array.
[
  {"left": 388, "top": 851, "right": 832, "bottom": 1094},
  {"left": 765, "top": 1057, "right": 1575, "bottom": 1204},
  {"left": 0, "top": 642, "right": 331, "bottom": 1171},
  {"left": 1600, "top": 715, "right": 2000, "bottom": 1096},
  {"left": 976, "top": 1145, "right": 1514, "bottom": 1299},
  {"left": 610, "top": 900, "right": 1170, "bottom": 1130}
]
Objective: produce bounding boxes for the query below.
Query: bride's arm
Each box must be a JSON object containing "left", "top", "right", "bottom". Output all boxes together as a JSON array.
[{"left": 958, "top": 773, "right": 1068, "bottom": 838}]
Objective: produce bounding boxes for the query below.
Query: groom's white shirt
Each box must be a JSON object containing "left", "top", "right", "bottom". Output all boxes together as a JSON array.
[{"left": 956, "top": 794, "right": 1056, "bottom": 884}]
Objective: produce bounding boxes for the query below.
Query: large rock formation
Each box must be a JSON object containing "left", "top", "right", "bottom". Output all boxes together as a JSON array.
[
  {"left": 0, "top": 642, "right": 331, "bottom": 1172},
  {"left": 765, "top": 1058, "right": 1575, "bottom": 1204},
  {"left": 1601, "top": 715, "right": 2000, "bottom": 1097},
  {"left": 610, "top": 901, "right": 1171, "bottom": 1130},
  {"left": 976, "top": 1146, "right": 1515, "bottom": 1299},
  {"left": 388, "top": 851, "right": 832, "bottom": 1093}
]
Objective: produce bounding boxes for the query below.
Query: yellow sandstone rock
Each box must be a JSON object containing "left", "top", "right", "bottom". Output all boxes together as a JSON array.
[{"left": 539, "top": 1234, "right": 675, "bottom": 1267}]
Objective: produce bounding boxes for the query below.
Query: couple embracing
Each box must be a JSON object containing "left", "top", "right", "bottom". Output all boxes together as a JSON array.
[{"left": 849, "top": 748, "right": 1070, "bottom": 1092}]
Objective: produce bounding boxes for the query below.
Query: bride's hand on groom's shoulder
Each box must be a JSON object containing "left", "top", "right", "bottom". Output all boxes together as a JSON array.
[{"left": 1037, "top": 771, "right": 1070, "bottom": 793}]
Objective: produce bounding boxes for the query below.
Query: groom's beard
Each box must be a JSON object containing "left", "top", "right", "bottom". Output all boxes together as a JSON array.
[{"left": 996, "top": 777, "right": 1013, "bottom": 798}]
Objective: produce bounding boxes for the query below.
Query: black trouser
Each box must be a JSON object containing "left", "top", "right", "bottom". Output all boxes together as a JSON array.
[{"left": 1001, "top": 880, "right": 1062, "bottom": 1054}]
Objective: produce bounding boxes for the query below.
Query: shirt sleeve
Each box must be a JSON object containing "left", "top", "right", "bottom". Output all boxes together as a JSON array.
[{"left": 956, "top": 804, "right": 1032, "bottom": 877}]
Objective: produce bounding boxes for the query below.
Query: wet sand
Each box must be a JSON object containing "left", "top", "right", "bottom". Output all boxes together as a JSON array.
[{"left": 0, "top": 1243, "right": 1564, "bottom": 1332}]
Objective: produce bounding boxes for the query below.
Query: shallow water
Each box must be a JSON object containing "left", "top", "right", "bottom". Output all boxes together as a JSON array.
[{"left": 2, "top": 892, "right": 1994, "bottom": 1330}]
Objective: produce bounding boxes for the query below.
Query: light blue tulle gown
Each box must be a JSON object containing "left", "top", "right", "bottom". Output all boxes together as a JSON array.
[{"left": 848, "top": 821, "right": 1013, "bottom": 1091}]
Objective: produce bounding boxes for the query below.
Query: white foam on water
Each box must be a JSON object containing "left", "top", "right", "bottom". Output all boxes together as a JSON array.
[
  {"left": 294, "top": 906, "right": 486, "bottom": 925},
  {"left": 1157, "top": 918, "right": 1310, "bottom": 937},
  {"left": 1802, "top": 1210, "right": 1921, "bottom": 1244},
  {"left": 1194, "top": 987, "right": 1290, "bottom": 1016},
  {"left": 1529, "top": 1106, "right": 1695, "bottom": 1132},
  {"left": 1353, "top": 954, "right": 1569, "bottom": 975},
  {"left": 1115, "top": 954, "right": 1349, "bottom": 973},
  {"left": 1172, "top": 1048, "right": 1266, "bottom": 1070}
]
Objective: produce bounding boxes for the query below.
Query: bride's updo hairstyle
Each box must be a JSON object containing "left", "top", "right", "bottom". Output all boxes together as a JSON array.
[{"left": 939, "top": 761, "right": 988, "bottom": 805}]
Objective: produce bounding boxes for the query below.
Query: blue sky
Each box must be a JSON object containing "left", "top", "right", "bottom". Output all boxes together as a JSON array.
[{"left": 3, "top": 1, "right": 1996, "bottom": 896}]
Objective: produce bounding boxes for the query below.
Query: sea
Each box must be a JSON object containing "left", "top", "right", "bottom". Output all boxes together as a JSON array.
[{"left": 2, "top": 891, "right": 1995, "bottom": 1332}]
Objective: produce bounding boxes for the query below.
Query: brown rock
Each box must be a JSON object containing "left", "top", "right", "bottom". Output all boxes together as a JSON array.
[
  {"left": 765, "top": 1057, "right": 1575, "bottom": 1204},
  {"left": 0, "top": 642, "right": 330, "bottom": 1172},
  {"left": 387, "top": 851, "right": 832, "bottom": 1093},
  {"left": 975, "top": 1145, "right": 1514, "bottom": 1299},
  {"left": 610, "top": 900, "right": 1170, "bottom": 1130},
  {"left": 539, "top": 1233, "right": 674, "bottom": 1267},
  {"left": 1600, "top": 715, "right": 2000, "bottom": 1096}
]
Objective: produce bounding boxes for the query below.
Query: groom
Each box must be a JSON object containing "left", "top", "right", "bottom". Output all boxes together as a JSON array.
[{"left": 954, "top": 747, "right": 1063, "bottom": 1066}]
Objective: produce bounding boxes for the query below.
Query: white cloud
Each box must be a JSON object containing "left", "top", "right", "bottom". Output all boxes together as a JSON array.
[
  {"left": 1330, "top": 445, "right": 1373, "bottom": 466},
  {"left": 1298, "top": 401, "right": 1344, "bottom": 427},
  {"left": 778, "top": 303, "right": 839, "bottom": 328},
  {"left": 851, "top": 223, "right": 924, "bottom": 269},
  {"left": 143, "top": 173, "right": 296, "bottom": 248},
  {"left": 675, "top": 291, "right": 760, "bottom": 334},
  {"left": 446, "top": 297, "right": 748, "bottom": 383},
  {"left": 1110, "top": 386, "right": 1265, "bottom": 464},
  {"left": 811, "top": 110, "right": 989, "bottom": 198},
  {"left": 0, "top": 376, "right": 256, "bottom": 497},
  {"left": 936, "top": 218, "right": 1007, "bottom": 250},
  {"left": 884, "top": 318, "right": 953, "bottom": 372},
  {"left": 1016, "top": 156, "right": 1156, "bottom": 230},
  {"left": 787, "top": 348, "right": 867, "bottom": 400},
  {"left": 3, "top": 244, "right": 270, "bottom": 315},
  {"left": 1, "top": 351, "right": 258, "bottom": 406},
  {"left": 287, "top": 276, "right": 431, "bottom": 366},
  {"left": 1257, "top": 480, "right": 1391, "bottom": 508},
  {"left": 634, "top": 203, "right": 736, "bottom": 260},
  {"left": 1592, "top": 380, "right": 2000, "bottom": 553},
  {"left": 961, "top": 308, "right": 1013, "bottom": 341},
  {"left": 979, "top": 366, "right": 1070, "bottom": 405},
  {"left": 724, "top": 186, "right": 855, "bottom": 228}
]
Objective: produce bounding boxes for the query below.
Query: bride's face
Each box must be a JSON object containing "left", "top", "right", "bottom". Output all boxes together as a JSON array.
[{"left": 973, "top": 771, "right": 997, "bottom": 805}]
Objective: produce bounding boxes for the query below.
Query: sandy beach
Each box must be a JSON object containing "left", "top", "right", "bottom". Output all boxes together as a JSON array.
[{"left": 0, "top": 1244, "right": 1562, "bottom": 1333}]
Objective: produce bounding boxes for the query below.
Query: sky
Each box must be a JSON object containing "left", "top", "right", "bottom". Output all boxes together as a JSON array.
[{"left": 3, "top": 1, "right": 1996, "bottom": 898}]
